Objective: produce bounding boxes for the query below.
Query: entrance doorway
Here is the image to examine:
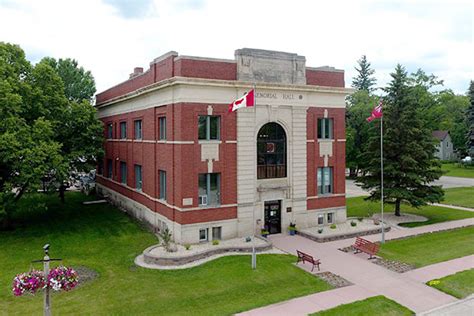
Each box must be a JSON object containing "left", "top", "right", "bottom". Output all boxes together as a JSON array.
[{"left": 264, "top": 200, "right": 281, "bottom": 234}]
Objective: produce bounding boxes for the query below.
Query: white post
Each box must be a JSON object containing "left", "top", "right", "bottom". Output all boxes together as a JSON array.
[
  {"left": 380, "top": 109, "right": 385, "bottom": 243},
  {"left": 252, "top": 82, "right": 257, "bottom": 270},
  {"left": 43, "top": 253, "right": 51, "bottom": 316}
]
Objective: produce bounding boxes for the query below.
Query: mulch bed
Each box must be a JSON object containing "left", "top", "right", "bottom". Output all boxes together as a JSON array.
[
  {"left": 315, "top": 271, "right": 353, "bottom": 288},
  {"left": 73, "top": 266, "right": 99, "bottom": 286},
  {"left": 338, "top": 246, "right": 415, "bottom": 273}
]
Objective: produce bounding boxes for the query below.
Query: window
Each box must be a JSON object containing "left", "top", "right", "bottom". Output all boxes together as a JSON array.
[
  {"left": 98, "top": 160, "right": 104, "bottom": 175},
  {"left": 107, "top": 159, "right": 113, "bottom": 178},
  {"left": 107, "top": 123, "right": 113, "bottom": 139},
  {"left": 198, "top": 116, "right": 220, "bottom": 140},
  {"left": 120, "top": 162, "right": 127, "bottom": 184},
  {"left": 135, "top": 164, "right": 142, "bottom": 191},
  {"left": 134, "top": 120, "right": 142, "bottom": 140},
  {"left": 317, "top": 118, "right": 333, "bottom": 139},
  {"left": 199, "top": 228, "right": 208, "bottom": 242},
  {"left": 198, "top": 173, "right": 220, "bottom": 206},
  {"left": 257, "top": 122, "right": 287, "bottom": 179},
  {"left": 120, "top": 122, "right": 127, "bottom": 139},
  {"left": 159, "top": 170, "right": 166, "bottom": 200},
  {"left": 317, "top": 167, "right": 333, "bottom": 195},
  {"left": 327, "top": 212, "right": 334, "bottom": 224},
  {"left": 318, "top": 214, "right": 324, "bottom": 225},
  {"left": 159, "top": 117, "right": 166, "bottom": 140},
  {"left": 212, "top": 227, "right": 222, "bottom": 240}
]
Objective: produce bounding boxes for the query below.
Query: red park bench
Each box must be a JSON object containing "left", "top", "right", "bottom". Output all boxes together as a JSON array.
[
  {"left": 296, "top": 250, "right": 321, "bottom": 272},
  {"left": 352, "top": 236, "right": 380, "bottom": 259}
]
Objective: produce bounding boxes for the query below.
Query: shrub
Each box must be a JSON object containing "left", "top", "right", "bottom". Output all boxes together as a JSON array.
[
  {"left": 351, "top": 221, "right": 357, "bottom": 227},
  {"left": 184, "top": 244, "right": 191, "bottom": 250},
  {"left": 330, "top": 224, "right": 337, "bottom": 229},
  {"left": 159, "top": 228, "right": 173, "bottom": 252},
  {"left": 212, "top": 239, "right": 219, "bottom": 246}
]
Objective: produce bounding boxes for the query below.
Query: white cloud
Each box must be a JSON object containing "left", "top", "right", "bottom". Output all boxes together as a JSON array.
[{"left": 0, "top": 0, "right": 472, "bottom": 94}]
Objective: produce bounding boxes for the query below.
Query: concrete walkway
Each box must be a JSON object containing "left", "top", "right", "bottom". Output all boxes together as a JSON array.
[
  {"left": 238, "top": 219, "right": 474, "bottom": 315},
  {"left": 433, "top": 203, "right": 474, "bottom": 212}
]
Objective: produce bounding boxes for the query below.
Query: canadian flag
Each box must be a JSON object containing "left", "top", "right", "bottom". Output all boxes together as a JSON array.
[
  {"left": 228, "top": 89, "right": 255, "bottom": 113},
  {"left": 366, "top": 99, "right": 383, "bottom": 122}
]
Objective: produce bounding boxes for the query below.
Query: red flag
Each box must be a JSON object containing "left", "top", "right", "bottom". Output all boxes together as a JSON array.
[
  {"left": 367, "top": 99, "right": 383, "bottom": 122},
  {"left": 228, "top": 89, "right": 255, "bottom": 113}
]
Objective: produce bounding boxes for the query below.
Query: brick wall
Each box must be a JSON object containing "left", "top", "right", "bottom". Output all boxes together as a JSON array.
[
  {"left": 99, "top": 102, "right": 238, "bottom": 224},
  {"left": 306, "top": 69, "right": 345, "bottom": 88},
  {"left": 306, "top": 107, "right": 346, "bottom": 210}
]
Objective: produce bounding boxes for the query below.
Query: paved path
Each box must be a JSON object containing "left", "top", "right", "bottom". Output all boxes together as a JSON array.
[
  {"left": 346, "top": 176, "right": 474, "bottom": 197},
  {"left": 238, "top": 219, "right": 474, "bottom": 316},
  {"left": 433, "top": 203, "right": 474, "bottom": 212},
  {"left": 419, "top": 295, "right": 474, "bottom": 316}
]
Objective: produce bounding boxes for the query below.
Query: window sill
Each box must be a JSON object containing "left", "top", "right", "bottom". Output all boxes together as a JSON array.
[
  {"left": 198, "top": 204, "right": 221, "bottom": 209},
  {"left": 317, "top": 139, "right": 335, "bottom": 143},
  {"left": 198, "top": 140, "right": 222, "bottom": 144}
]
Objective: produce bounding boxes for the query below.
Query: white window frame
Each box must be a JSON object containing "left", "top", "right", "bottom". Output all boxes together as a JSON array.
[{"left": 317, "top": 118, "right": 334, "bottom": 139}]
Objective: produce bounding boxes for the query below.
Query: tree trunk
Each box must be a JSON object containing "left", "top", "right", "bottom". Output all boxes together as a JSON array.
[
  {"left": 59, "top": 184, "right": 66, "bottom": 203},
  {"left": 349, "top": 168, "right": 357, "bottom": 178},
  {"left": 394, "top": 199, "right": 401, "bottom": 217},
  {"left": 14, "top": 181, "right": 29, "bottom": 202}
]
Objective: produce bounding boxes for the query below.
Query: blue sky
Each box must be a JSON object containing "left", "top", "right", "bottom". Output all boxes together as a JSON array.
[{"left": 0, "top": 0, "right": 472, "bottom": 94}]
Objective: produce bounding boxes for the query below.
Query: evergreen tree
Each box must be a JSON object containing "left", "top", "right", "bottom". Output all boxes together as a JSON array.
[
  {"left": 467, "top": 81, "right": 474, "bottom": 156},
  {"left": 346, "top": 90, "right": 379, "bottom": 177},
  {"left": 356, "top": 64, "right": 443, "bottom": 216},
  {"left": 352, "top": 55, "right": 377, "bottom": 92}
]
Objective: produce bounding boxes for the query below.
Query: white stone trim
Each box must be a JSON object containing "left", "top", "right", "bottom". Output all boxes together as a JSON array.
[
  {"left": 307, "top": 193, "right": 346, "bottom": 200},
  {"left": 225, "top": 140, "right": 237, "bottom": 144},
  {"left": 97, "top": 174, "right": 237, "bottom": 212},
  {"left": 96, "top": 77, "right": 351, "bottom": 118},
  {"left": 337, "top": 139, "right": 346, "bottom": 142}
]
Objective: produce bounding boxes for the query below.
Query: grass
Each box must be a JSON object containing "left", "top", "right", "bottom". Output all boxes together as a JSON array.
[
  {"left": 377, "top": 226, "right": 474, "bottom": 268},
  {"left": 443, "top": 187, "right": 474, "bottom": 208},
  {"left": 310, "top": 295, "right": 414, "bottom": 316},
  {"left": 441, "top": 163, "right": 474, "bottom": 178},
  {"left": 346, "top": 196, "right": 474, "bottom": 227},
  {"left": 0, "top": 192, "right": 332, "bottom": 315},
  {"left": 427, "top": 269, "right": 474, "bottom": 299}
]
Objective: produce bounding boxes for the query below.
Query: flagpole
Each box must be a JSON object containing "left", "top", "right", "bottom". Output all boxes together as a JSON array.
[
  {"left": 252, "top": 82, "right": 257, "bottom": 270},
  {"left": 380, "top": 104, "right": 385, "bottom": 243}
]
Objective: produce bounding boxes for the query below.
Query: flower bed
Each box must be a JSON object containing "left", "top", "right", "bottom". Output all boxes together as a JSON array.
[
  {"left": 12, "top": 266, "right": 79, "bottom": 296},
  {"left": 143, "top": 237, "right": 272, "bottom": 266}
]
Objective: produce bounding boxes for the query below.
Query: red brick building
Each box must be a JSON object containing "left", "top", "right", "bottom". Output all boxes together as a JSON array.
[{"left": 96, "top": 48, "right": 350, "bottom": 244}]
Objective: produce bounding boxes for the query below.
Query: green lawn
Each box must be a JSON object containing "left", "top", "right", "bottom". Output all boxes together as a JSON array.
[
  {"left": 0, "top": 192, "right": 332, "bottom": 315},
  {"left": 428, "top": 269, "right": 474, "bottom": 299},
  {"left": 378, "top": 226, "right": 474, "bottom": 268},
  {"left": 443, "top": 187, "right": 474, "bottom": 208},
  {"left": 346, "top": 196, "right": 474, "bottom": 227},
  {"left": 441, "top": 163, "right": 474, "bottom": 178},
  {"left": 310, "top": 296, "right": 414, "bottom": 316}
]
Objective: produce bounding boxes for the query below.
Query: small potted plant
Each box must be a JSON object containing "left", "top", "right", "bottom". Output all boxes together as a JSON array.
[
  {"left": 350, "top": 220, "right": 357, "bottom": 227},
  {"left": 318, "top": 228, "right": 323, "bottom": 234},
  {"left": 288, "top": 222, "right": 297, "bottom": 236},
  {"left": 261, "top": 228, "right": 270, "bottom": 238}
]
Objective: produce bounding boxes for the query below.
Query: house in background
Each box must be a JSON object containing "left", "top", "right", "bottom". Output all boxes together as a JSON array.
[{"left": 433, "top": 130, "right": 454, "bottom": 161}]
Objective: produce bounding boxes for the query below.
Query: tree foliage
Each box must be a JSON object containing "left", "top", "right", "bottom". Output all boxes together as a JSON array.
[
  {"left": 467, "top": 81, "right": 474, "bottom": 156},
  {"left": 352, "top": 55, "right": 377, "bottom": 92},
  {"left": 356, "top": 64, "right": 443, "bottom": 216},
  {"left": 0, "top": 42, "right": 103, "bottom": 228},
  {"left": 41, "top": 57, "right": 96, "bottom": 103}
]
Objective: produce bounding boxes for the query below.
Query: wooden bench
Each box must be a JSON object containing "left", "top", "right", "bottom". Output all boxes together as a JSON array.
[
  {"left": 352, "top": 237, "right": 380, "bottom": 259},
  {"left": 296, "top": 250, "right": 321, "bottom": 272}
]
